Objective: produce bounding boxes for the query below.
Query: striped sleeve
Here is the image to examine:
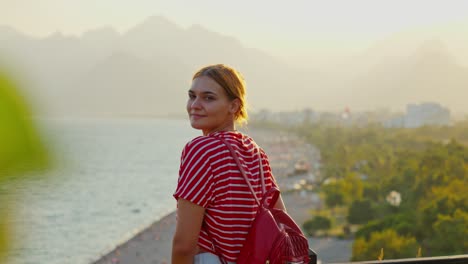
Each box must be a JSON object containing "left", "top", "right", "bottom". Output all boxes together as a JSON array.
[
  {"left": 261, "top": 149, "right": 278, "bottom": 189},
  {"left": 173, "top": 137, "right": 218, "bottom": 208}
]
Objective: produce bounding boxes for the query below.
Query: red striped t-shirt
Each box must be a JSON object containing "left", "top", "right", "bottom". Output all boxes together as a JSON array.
[{"left": 173, "top": 131, "right": 278, "bottom": 262}]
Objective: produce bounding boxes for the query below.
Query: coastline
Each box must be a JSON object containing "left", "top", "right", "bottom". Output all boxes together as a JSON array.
[{"left": 91, "top": 210, "right": 177, "bottom": 264}]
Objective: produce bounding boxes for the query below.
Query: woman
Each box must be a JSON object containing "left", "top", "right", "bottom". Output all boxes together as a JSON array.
[{"left": 172, "top": 64, "right": 286, "bottom": 264}]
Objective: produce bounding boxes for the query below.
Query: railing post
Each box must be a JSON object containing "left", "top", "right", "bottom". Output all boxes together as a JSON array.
[{"left": 308, "top": 248, "right": 317, "bottom": 264}]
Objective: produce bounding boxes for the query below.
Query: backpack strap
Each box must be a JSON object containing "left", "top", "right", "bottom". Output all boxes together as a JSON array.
[
  {"left": 258, "top": 147, "right": 266, "bottom": 194},
  {"left": 211, "top": 137, "right": 279, "bottom": 263},
  {"left": 210, "top": 137, "right": 265, "bottom": 264},
  {"left": 219, "top": 137, "right": 263, "bottom": 206},
  {"left": 260, "top": 186, "right": 281, "bottom": 209}
]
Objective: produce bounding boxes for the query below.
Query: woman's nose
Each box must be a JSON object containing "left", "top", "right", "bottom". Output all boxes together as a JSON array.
[{"left": 190, "top": 98, "right": 201, "bottom": 109}]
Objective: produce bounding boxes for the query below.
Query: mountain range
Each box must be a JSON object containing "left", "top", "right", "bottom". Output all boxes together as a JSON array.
[{"left": 1, "top": 15, "right": 467, "bottom": 117}]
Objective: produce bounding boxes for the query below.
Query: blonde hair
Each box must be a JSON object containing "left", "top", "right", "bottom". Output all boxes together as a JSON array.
[{"left": 192, "top": 64, "right": 248, "bottom": 125}]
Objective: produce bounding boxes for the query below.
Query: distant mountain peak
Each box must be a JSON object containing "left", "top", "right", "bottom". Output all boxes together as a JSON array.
[
  {"left": 44, "top": 31, "right": 78, "bottom": 41},
  {"left": 408, "top": 38, "right": 459, "bottom": 66},
  {"left": 0, "top": 25, "right": 26, "bottom": 39},
  {"left": 417, "top": 38, "right": 449, "bottom": 54},
  {"left": 186, "top": 23, "right": 242, "bottom": 48},
  {"left": 127, "top": 15, "right": 182, "bottom": 34},
  {"left": 0, "top": 25, "right": 17, "bottom": 34},
  {"left": 188, "top": 23, "right": 208, "bottom": 32},
  {"left": 82, "top": 26, "right": 120, "bottom": 38}
]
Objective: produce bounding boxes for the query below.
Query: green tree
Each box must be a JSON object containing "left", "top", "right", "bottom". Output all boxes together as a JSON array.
[
  {"left": 352, "top": 229, "right": 418, "bottom": 261},
  {"left": 428, "top": 210, "right": 468, "bottom": 255},
  {"left": 303, "top": 216, "right": 332, "bottom": 236},
  {"left": 419, "top": 178, "right": 468, "bottom": 241},
  {"left": 355, "top": 213, "right": 415, "bottom": 240},
  {"left": 322, "top": 182, "right": 344, "bottom": 208},
  {"left": 347, "top": 199, "right": 374, "bottom": 224},
  {"left": 341, "top": 172, "right": 363, "bottom": 204},
  {"left": 414, "top": 141, "right": 467, "bottom": 197}
]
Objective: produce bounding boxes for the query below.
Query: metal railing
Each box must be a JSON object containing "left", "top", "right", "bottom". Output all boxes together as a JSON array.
[{"left": 326, "top": 254, "right": 468, "bottom": 264}]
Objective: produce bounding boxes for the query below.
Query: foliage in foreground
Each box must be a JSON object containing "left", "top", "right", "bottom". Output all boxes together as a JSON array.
[{"left": 0, "top": 70, "right": 50, "bottom": 262}]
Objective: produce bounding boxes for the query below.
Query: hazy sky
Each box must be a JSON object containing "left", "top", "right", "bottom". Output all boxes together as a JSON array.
[{"left": 3, "top": 0, "right": 468, "bottom": 58}]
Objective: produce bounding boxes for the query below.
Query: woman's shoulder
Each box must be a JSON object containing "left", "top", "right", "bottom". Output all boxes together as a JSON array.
[
  {"left": 180, "top": 136, "right": 224, "bottom": 163},
  {"left": 184, "top": 131, "right": 260, "bottom": 152},
  {"left": 183, "top": 135, "right": 224, "bottom": 153}
]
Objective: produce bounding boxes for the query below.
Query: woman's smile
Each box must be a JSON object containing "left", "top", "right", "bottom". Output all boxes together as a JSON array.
[
  {"left": 189, "top": 114, "right": 206, "bottom": 120},
  {"left": 187, "top": 76, "right": 236, "bottom": 135}
]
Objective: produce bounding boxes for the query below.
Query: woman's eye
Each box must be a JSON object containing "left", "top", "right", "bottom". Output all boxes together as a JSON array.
[
  {"left": 188, "top": 94, "right": 195, "bottom": 99},
  {"left": 205, "top": 96, "right": 214, "bottom": 101}
]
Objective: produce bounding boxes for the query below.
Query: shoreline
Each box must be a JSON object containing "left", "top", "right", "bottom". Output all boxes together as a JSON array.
[{"left": 91, "top": 210, "right": 177, "bottom": 264}]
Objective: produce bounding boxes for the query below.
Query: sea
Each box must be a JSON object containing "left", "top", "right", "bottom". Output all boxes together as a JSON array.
[{"left": 2, "top": 118, "right": 199, "bottom": 264}]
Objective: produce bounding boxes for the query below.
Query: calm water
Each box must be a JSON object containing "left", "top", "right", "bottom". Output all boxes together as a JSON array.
[{"left": 3, "top": 118, "right": 199, "bottom": 264}]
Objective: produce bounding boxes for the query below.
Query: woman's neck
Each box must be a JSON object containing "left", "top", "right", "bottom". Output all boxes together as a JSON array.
[{"left": 203, "top": 123, "right": 236, "bottom": 136}]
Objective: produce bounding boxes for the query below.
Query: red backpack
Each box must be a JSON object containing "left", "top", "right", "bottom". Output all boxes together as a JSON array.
[{"left": 218, "top": 138, "right": 311, "bottom": 264}]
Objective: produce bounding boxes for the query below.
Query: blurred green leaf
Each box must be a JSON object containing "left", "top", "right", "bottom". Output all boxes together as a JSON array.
[
  {"left": 0, "top": 69, "right": 50, "bottom": 262},
  {"left": 0, "top": 71, "right": 49, "bottom": 180}
]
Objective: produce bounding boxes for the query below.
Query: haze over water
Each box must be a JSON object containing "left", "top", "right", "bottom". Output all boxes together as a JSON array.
[
  {"left": 4, "top": 118, "right": 198, "bottom": 264},
  {"left": 1, "top": 1, "right": 468, "bottom": 117}
]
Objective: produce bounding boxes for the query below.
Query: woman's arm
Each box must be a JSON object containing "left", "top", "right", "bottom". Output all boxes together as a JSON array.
[
  {"left": 274, "top": 194, "right": 287, "bottom": 212},
  {"left": 172, "top": 198, "right": 205, "bottom": 264}
]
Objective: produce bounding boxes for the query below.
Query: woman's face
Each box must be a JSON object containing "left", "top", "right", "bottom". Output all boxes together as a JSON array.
[{"left": 187, "top": 76, "right": 237, "bottom": 135}]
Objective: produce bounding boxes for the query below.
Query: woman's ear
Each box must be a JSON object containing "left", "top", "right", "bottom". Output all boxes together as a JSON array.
[{"left": 229, "top": 98, "right": 241, "bottom": 115}]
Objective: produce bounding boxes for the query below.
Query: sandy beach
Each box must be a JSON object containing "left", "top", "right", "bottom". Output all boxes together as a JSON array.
[{"left": 91, "top": 129, "right": 353, "bottom": 264}]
